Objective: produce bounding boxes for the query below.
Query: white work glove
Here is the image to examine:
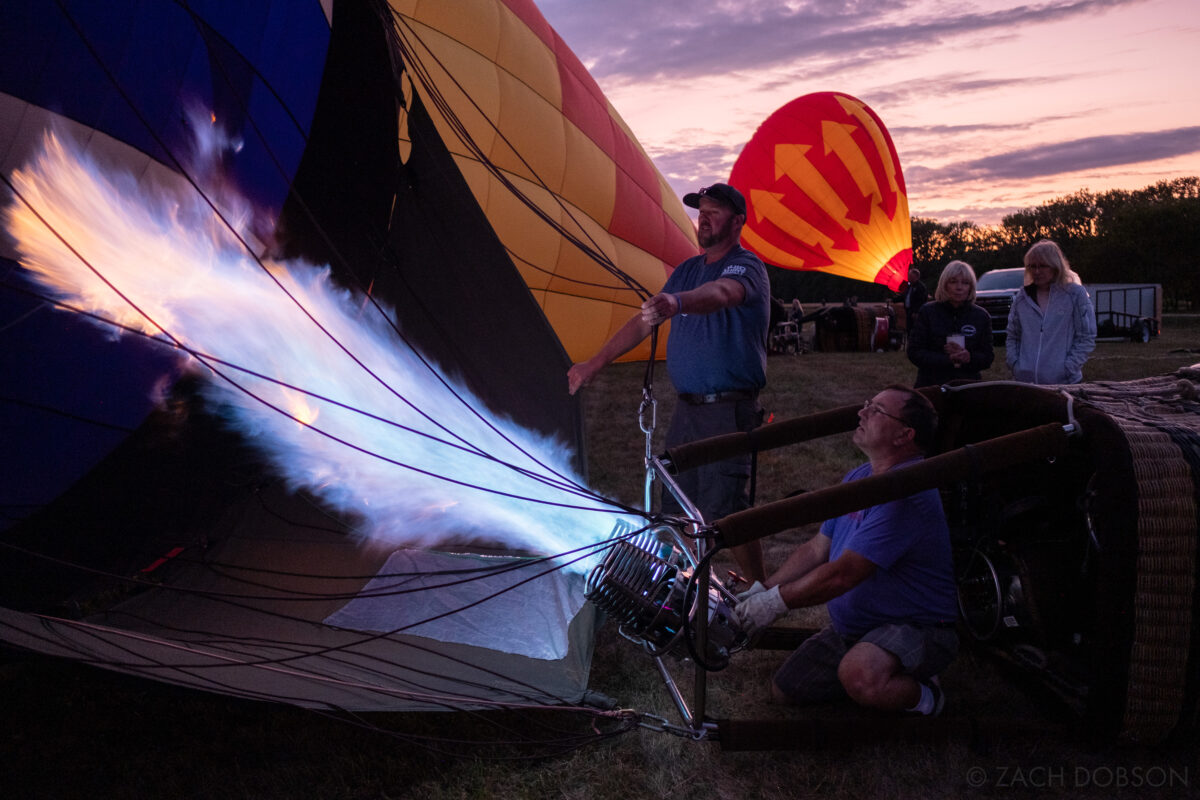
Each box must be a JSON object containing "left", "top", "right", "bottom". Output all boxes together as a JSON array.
[
  {"left": 732, "top": 585, "right": 789, "bottom": 643},
  {"left": 736, "top": 580, "right": 767, "bottom": 601}
]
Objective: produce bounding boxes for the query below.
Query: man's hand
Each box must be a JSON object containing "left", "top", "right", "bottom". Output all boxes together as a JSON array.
[
  {"left": 640, "top": 292, "right": 680, "bottom": 327},
  {"left": 567, "top": 362, "right": 598, "bottom": 395},
  {"left": 732, "top": 585, "right": 788, "bottom": 643},
  {"left": 736, "top": 580, "right": 767, "bottom": 601}
]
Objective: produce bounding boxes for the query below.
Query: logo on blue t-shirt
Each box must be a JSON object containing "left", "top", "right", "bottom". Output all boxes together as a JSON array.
[
  {"left": 961, "top": 324, "right": 977, "bottom": 337},
  {"left": 722, "top": 264, "right": 748, "bottom": 277}
]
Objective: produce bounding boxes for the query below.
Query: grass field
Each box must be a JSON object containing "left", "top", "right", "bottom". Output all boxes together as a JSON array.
[{"left": 6, "top": 319, "right": 1200, "bottom": 799}]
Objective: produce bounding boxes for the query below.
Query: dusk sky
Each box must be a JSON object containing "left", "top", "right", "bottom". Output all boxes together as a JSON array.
[{"left": 537, "top": 0, "right": 1200, "bottom": 226}]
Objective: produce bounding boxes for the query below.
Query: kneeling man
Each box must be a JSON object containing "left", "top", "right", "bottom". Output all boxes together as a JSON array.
[{"left": 734, "top": 385, "right": 958, "bottom": 716}]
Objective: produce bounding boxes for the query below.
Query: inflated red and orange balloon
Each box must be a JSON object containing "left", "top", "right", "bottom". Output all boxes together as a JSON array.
[{"left": 729, "top": 92, "right": 912, "bottom": 291}]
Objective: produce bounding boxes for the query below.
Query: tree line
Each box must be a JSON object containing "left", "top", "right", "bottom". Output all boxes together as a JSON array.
[{"left": 768, "top": 177, "right": 1200, "bottom": 310}]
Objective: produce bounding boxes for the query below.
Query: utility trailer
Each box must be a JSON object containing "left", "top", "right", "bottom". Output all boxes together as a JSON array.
[
  {"left": 974, "top": 268, "right": 1161, "bottom": 344},
  {"left": 1088, "top": 283, "right": 1162, "bottom": 342}
]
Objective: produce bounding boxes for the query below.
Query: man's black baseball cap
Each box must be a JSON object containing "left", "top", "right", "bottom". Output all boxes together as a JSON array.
[{"left": 682, "top": 183, "right": 746, "bottom": 216}]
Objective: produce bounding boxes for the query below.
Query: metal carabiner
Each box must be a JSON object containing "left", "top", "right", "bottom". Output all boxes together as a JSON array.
[
  {"left": 638, "top": 389, "right": 658, "bottom": 511},
  {"left": 638, "top": 389, "right": 657, "bottom": 436}
]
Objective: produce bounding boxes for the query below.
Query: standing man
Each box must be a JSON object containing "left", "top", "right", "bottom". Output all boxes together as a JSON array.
[
  {"left": 734, "top": 385, "right": 958, "bottom": 716},
  {"left": 900, "top": 268, "right": 929, "bottom": 335},
  {"left": 567, "top": 183, "right": 770, "bottom": 583}
]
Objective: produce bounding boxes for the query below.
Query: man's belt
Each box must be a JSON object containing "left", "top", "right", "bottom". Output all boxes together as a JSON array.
[{"left": 677, "top": 390, "right": 758, "bottom": 405}]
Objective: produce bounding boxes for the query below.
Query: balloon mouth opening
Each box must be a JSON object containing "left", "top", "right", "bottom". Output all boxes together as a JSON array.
[{"left": 877, "top": 247, "right": 914, "bottom": 292}]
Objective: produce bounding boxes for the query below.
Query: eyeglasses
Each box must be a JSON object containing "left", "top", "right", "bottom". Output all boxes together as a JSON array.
[
  {"left": 862, "top": 399, "right": 910, "bottom": 427},
  {"left": 1027, "top": 263, "right": 1054, "bottom": 271}
]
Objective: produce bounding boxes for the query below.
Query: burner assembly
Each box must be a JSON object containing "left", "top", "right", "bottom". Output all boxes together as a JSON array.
[{"left": 584, "top": 519, "right": 744, "bottom": 670}]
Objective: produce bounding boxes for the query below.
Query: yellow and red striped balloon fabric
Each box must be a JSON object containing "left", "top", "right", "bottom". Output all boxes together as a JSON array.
[{"left": 390, "top": 0, "right": 698, "bottom": 361}]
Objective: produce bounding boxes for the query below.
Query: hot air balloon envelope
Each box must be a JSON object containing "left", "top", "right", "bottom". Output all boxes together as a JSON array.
[
  {"left": 730, "top": 92, "right": 911, "bottom": 291},
  {"left": 0, "top": 0, "right": 648, "bottom": 714}
]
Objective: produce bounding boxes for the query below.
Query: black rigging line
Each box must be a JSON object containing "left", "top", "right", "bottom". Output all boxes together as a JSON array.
[
  {"left": 1, "top": 174, "right": 623, "bottom": 517},
  {"left": 10, "top": 612, "right": 580, "bottom": 731},
  {"left": 174, "top": 0, "right": 634, "bottom": 505},
  {"left": 39, "top": 0, "right": 601, "bottom": 511},
  {"left": 382, "top": 6, "right": 653, "bottom": 301},
  {"left": 6, "top": 581, "right": 639, "bottom": 742},
  {"left": 0, "top": 211, "right": 652, "bottom": 705},
  {"left": 331, "top": 1, "right": 615, "bottom": 499},
  {"left": 0, "top": 515, "right": 643, "bottom": 606},
  {"left": 61, "top": 0, "right": 619, "bottom": 508},
  {"left": 0, "top": 7, "right": 705, "bottom": 758},
  {"left": 2, "top": 582, "right": 567, "bottom": 712},
  {"left": 0, "top": 393, "right": 139, "bottom": 434},
  {"left": 0, "top": 267, "right": 653, "bottom": 710},
  {"left": 195, "top": 536, "right": 610, "bottom": 601},
  {"left": 64, "top": 608, "right": 568, "bottom": 712},
  {"left": 0, "top": 531, "right": 613, "bottom": 709},
  {"left": 10, "top": 0, "right": 685, "bottom": 717},
  {"left": 0, "top": 279, "right": 642, "bottom": 515},
  {"left": 0, "top": 526, "right": 650, "bottom": 712}
]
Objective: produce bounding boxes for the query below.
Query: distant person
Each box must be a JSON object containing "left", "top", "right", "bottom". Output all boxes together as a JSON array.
[
  {"left": 769, "top": 295, "right": 787, "bottom": 330},
  {"left": 898, "top": 268, "right": 929, "bottom": 332},
  {"left": 567, "top": 183, "right": 769, "bottom": 583},
  {"left": 734, "top": 385, "right": 958, "bottom": 716},
  {"left": 906, "top": 260, "right": 994, "bottom": 387},
  {"left": 1006, "top": 240, "right": 1096, "bottom": 385}
]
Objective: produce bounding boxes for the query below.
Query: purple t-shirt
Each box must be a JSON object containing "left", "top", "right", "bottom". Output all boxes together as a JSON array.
[
  {"left": 661, "top": 245, "right": 769, "bottom": 395},
  {"left": 822, "top": 460, "right": 958, "bottom": 637}
]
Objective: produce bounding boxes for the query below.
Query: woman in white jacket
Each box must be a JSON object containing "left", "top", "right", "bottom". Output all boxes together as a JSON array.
[{"left": 1006, "top": 240, "right": 1096, "bottom": 384}]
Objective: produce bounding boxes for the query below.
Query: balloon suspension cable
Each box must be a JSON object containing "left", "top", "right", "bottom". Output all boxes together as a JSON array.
[
  {"left": 52, "top": 0, "right": 632, "bottom": 516},
  {"left": 3, "top": 2, "right": 698, "bottom": 738},
  {"left": 640, "top": 327, "right": 661, "bottom": 513},
  {"left": 380, "top": 5, "right": 650, "bottom": 301}
]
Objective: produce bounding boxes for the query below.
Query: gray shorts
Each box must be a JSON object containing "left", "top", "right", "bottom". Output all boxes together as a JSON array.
[{"left": 773, "top": 623, "right": 959, "bottom": 705}]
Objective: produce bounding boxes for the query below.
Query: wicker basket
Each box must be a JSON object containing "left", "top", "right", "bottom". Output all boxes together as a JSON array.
[
  {"left": 1063, "top": 373, "right": 1200, "bottom": 744},
  {"left": 940, "top": 373, "right": 1200, "bottom": 744}
]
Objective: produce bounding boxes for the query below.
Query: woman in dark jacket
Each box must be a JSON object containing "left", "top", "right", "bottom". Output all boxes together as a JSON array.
[{"left": 907, "top": 260, "right": 994, "bottom": 387}]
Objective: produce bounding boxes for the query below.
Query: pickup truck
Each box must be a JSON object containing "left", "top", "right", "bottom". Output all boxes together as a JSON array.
[{"left": 973, "top": 267, "right": 1161, "bottom": 344}]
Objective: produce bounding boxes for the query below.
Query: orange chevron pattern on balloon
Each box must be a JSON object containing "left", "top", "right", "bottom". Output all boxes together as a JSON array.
[{"left": 729, "top": 92, "right": 912, "bottom": 291}]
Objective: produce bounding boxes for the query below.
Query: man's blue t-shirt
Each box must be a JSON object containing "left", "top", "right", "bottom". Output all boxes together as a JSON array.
[
  {"left": 822, "top": 460, "right": 958, "bottom": 638},
  {"left": 661, "top": 245, "right": 769, "bottom": 395}
]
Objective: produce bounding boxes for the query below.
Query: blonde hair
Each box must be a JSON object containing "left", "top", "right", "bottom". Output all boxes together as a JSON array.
[
  {"left": 1024, "top": 240, "right": 1082, "bottom": 286},
  {"left": 934, "top": 260, "right": 977, "bottom": 303}
]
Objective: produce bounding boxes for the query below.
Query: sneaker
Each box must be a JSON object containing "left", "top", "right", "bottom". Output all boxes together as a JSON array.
[{"left": 921, "top": 675, "right": 945, "bottom": 717}]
